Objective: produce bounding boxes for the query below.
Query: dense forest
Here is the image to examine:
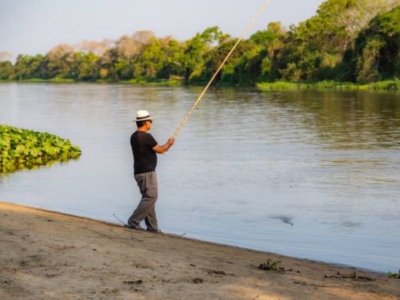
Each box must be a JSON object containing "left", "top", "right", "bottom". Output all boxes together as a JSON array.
[{"left": 1, "top": 0, "right": 400, "bottom": 87}]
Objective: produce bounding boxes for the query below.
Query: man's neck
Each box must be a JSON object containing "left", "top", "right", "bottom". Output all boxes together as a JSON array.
[{"left": 137, "top": 127, "right": 148, "bottom": 132}]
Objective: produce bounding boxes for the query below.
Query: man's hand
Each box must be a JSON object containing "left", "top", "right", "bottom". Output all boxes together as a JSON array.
[{"left": 153, "top": 138, "right": 175, "bottom": 154}]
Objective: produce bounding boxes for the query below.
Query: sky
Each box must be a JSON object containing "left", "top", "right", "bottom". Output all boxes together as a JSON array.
[{"left": 0, "top": 0, "right": 326, "bottom": 60}]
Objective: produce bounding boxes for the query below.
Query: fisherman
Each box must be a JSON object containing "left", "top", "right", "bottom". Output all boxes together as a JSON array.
[{"left": 126, "top": 110, "right": 175, "bottom": 232}]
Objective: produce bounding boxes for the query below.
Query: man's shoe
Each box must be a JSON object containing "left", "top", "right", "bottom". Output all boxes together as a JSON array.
[{"left": 124, "top": 224, "right": 145, "bottom": 231}]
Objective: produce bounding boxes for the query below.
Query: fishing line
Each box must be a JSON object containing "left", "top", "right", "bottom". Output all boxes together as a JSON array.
[
  {"left": 172, "top": 0, "right": 271, "bottom": 139},
  {"left": 113, "top": 213, "right": 128, "bottom": 226},
  {"left": 124, "top": 2, "right": 270, "bottom": 235}
]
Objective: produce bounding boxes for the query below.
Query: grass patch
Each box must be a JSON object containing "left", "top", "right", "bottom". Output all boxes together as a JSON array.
[
  {"left": 368, "top": 80, "right": 400, "bottom": 90},
  {"left": 257, "top": 80, "right": 400, "bottom": 91},
  {"left": 120, "top": 78, "right": 184, "bottom": 85},
  {"left": 0, "top": 78, "right": 75, "bottom": 83},
  {"left": 257, "top": 81, "right": 299, "bottom": 90}
]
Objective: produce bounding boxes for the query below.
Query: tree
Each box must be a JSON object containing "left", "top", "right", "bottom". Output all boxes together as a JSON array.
[
  {"left": 245, "top": 22, "right": 287, "bottom": 82},
  {"left": 198, "top": 39, "right": 259, "bottom": 85},
  {"left": 0, "top": 51, "right": 13, "bottom": 62},
  {"left": 97, "top": 31, "right": 156, "bottom": 81},
  {"left": 231, "top": 45, "right": 264, "bottom": 85},
  {"left": 354, "top": 5, "right": 400, "bottom": 82},
  {"left": 182, "top": 26, "right": 226, "bottom": 82},
  {"left": 157, "top": 37, "right": 185, "bottom": 79},
  {"left": 132, "top": 30, "right": 155, "bottom": 44},
  {"left": 69, "top": 52, "right": 100, "bottom": 81},
  {"left": 0, "top": 61, "right": 14, "bottom": 79},
  {"left": 338, "top": 0, "right": 400, "bottom": 46},
  {"left": 45, "top": 44, "right": 75, "bottom": 78},
  {"left": 115, "top": 35, "right": 141, "bottom": 58},
  {"left": 99, "top": 48, "right": 127, "bottom": 81},
  {"left": 74, "top": 40, "right": 111, "bottom": 56},
  {"left": 14, "top": 54, "right": 45, "bottom": 80},
  {"left": 133, "top": 37, "right": 169, "bottom": 79}
]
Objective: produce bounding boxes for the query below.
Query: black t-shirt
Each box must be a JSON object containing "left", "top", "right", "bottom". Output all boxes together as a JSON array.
[{"left": 130, "top": 131, "right": 158, "bottom": 174}]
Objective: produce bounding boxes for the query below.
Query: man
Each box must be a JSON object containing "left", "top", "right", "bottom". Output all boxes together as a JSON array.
[{"left": 126, "top": 110, "right": 175, "bottom": 233}]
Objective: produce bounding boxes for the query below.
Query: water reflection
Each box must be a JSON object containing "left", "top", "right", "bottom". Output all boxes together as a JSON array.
[{"left": 266, "top": 90, "right": 400, "bottom": 149}]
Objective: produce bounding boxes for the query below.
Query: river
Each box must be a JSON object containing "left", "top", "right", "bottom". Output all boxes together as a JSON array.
[{"left": 1, "top": 83, "right": 399, "bottom": 272}]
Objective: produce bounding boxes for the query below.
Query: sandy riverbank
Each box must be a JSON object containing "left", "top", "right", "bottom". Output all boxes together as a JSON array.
[{"left": 1, "top": 201, "right": 399, "bottom": 299}]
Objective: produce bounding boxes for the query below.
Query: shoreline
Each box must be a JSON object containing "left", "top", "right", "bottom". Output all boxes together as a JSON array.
[
  {"left": 2, "top": 201, "right": 385, "bottom": 274},
  {"left": 30, "top": 206, "right": 392, "bottom": 275},
  {"left": 4, "top": 202, "right": 381, "bottom": 274},
  {"left": 1, "top": 79, "right": 400, "bottom": 91},
  {"left": 1, "top": 201, "right": 399, "bottom": 299}
]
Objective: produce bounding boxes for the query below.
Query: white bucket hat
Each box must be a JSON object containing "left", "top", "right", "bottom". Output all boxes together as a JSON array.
[{"left": 135, "top": 110, "right": 152, "bottom": 122}]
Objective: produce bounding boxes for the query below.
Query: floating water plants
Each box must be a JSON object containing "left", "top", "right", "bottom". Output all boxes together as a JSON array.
[{"left": 0, "top": 125, "right": 81, "bottom": 174}]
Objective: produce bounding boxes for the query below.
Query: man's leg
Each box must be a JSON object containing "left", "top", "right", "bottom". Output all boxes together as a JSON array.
[
  {"left": 144, "top": 206, "right": 158, "bottom": 231},
  {"left": 127, "top": 172, "right": 158, "bottom": 228}
]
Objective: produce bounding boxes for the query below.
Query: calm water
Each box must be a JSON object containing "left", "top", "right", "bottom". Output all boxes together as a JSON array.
[{"left": 1, "top": 83, "right": 399, "bottom": 272}]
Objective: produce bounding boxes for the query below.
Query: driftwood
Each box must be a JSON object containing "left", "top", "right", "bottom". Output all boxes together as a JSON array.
[{"left": 324, "top": 271, "right": 374, "bottom": 281}]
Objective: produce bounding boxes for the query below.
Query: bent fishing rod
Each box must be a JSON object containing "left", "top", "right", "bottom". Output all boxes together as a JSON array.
[{"left": 172, "top": 0, "right": 271, "bottom": 139}]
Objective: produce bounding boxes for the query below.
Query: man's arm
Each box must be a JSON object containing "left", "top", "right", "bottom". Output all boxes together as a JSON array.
[{"left": 153, "top": 138, "right": 175, "bottom": 154}]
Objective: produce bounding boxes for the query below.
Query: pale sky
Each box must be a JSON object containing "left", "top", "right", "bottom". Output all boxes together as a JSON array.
[{"left": 0, "top": 0, "right": 325, "bottom": 59}]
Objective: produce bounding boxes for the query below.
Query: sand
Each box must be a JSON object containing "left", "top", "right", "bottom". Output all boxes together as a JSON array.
[{"left": 1, "top": 201, "right": 399, "bottom": 300}]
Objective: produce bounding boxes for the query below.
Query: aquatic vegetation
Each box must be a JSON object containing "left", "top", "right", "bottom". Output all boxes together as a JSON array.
[
  {"left": 257, "top": 80, "right": 400, "bottom": 91},
  {"left": 18, "top": 78, "right": 75, "bottom": 83},
  {"left": 0, "top": 125, "right": 81, "bottom": 174},
  {"left": 369, "top": 80, "right": 400, "bottom": 91},
  {"left": 257, "top": 81, "right": 299, "bottom": 90}
]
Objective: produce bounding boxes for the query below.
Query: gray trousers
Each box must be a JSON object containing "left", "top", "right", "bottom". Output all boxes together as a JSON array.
[{"left": 128, "top": 171, "right": 158, "bottom": 230}]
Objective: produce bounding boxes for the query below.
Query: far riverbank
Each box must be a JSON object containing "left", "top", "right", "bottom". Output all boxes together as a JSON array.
[{"left": 2, "top": 78, "right": 400, "bottom": 91}]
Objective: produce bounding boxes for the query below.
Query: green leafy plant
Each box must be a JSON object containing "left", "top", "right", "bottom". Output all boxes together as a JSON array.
[
  {"left": 0, "top": 125, "right": 81, "bottom": 174},
  {"left": 258, "top": 259, "right": 286, "bottom": 272},
  {"left": 387, "top": 270, "right": 400, "bottom": 279}
]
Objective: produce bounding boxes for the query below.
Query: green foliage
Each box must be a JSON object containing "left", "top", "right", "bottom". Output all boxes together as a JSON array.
[
  {"left": 0, "top": 125, "right": 81, "bottom": 174},
  {"left": 354, "top": 5, "right": 400, "bottom": 82},
  {"left": 355, "top": 35, "right": 386, "bottom": 83},
  {"left": 231, "top": 47, "right": 264, "bottom": 85},
  {"left": 133, "top": 38, "right": 168, "bottom": 79},
  {"left": 257, "top": 79, "right": 400, "bottom": 90},
  {"left": 257, "top": 81, "right": 299, "bottom": 90},
  {"left": 99, "top": 48, "right": 130, "bottom": 81},
  {"left": 258, "top": 259, "right": 286, "bottom": 271},
  {"left": 14, "top": 54, "right": 46, "bottom": 80},
  {"left": 368, "top": 79, "right": 400, "bottom": 90},
  {"left": 196, "top": 39, "right": 258, "bottom": 85},
  {"left": 3, "top": 2, "right": 400, "bottom": 86},
  {"left": 182, "top": 27, "right": 224, "bottom": 82},
  {"left": 13, "top": 78, "right": 74, "bottom": 83},
  {"left": 0, "top": 61, "right": 14, "bottom": 80},
  {"left": 70, "top": 52, "right": 100, "bottom": 81},
  {"left": 199, "top": 26, "right": 225, "bottom": 44},
  {"left": 246, "top": 22, "right": 287, "bottom": 82},
  {"left": 276, "top": 0, "right": 353, "bottom": 82}
]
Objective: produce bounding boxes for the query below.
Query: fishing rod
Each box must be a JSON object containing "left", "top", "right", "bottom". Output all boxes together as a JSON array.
[{"left": 172, "top": 0, "right": 271, "bottom": 139}]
